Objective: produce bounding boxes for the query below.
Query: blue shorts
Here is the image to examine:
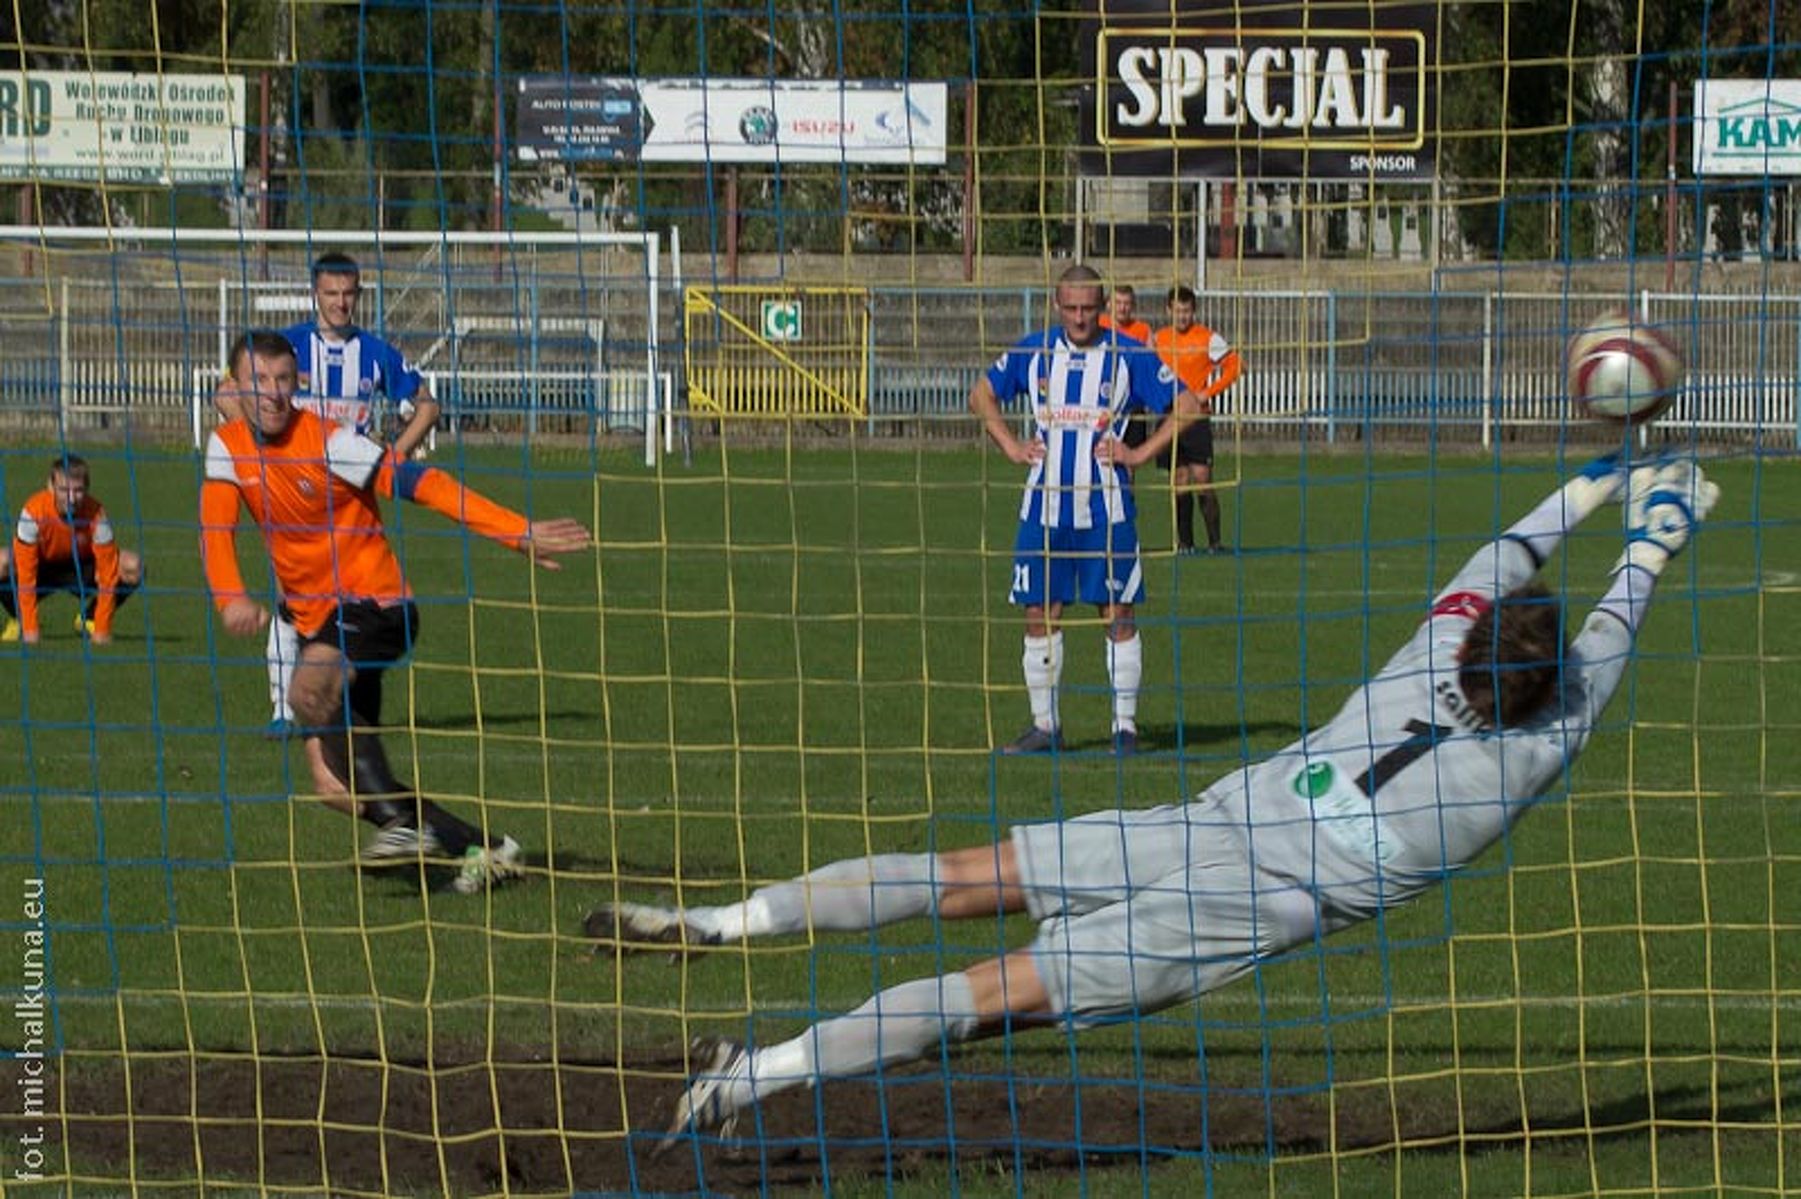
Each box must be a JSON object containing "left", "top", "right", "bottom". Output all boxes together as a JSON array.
[{"left": 1009, "top": 520, "right": 1144, "bottom": 608}]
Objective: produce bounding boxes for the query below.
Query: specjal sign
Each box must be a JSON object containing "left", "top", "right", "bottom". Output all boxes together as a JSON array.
[
  {"left": 1080, "top": 1, "right": 1436, "bottom": 181},
  {"left": 1694, "top": 80, "right": 1801, "bottom": 175}
]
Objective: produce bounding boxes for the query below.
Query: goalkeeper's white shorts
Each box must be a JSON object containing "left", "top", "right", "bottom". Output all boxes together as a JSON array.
[{"left": 1009, "top": 787, "right": 1318, "bottom": 1024}]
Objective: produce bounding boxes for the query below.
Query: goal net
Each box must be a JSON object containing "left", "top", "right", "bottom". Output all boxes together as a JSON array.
[{"left": 0, "top": 4, "right": 1793, "bottom": 1198}]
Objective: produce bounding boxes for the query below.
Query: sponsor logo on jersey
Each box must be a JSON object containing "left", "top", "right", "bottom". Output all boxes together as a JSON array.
[
  {"left": 297, "top": 477, "right": 316, "bottom": 497},
  {"left": 1042, "top": 404, "right": 1108, "bottom": 428},
  {"left": 1292, "top": 761, "right": 1336, "bottom": 800}
]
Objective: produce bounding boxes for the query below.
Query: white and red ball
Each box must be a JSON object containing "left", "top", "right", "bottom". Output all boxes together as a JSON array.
[{"left": 1565, "top": 309, "right": 1684, "bottom": 425}]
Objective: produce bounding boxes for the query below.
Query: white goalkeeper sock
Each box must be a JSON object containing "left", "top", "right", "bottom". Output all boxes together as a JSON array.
[
  {"left": 1107, "top": 633, "right": 1142, "bottom": 734},
  {"left": 1023, "top": 632, "right": 1063, "bottom": 731},
  {"left": 723, "top": 973, "right": 980, "bottom": 1114},
  {"left": 690, "top": 853, "right": 942, "bottom": 940},
  {"left": 267, "top": 615, "right": 299, "bottom": 723}
]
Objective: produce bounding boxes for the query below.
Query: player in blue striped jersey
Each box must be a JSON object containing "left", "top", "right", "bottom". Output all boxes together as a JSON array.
[
  {"left": 969, "top": 264, "right": 1208, "bottom": 755},
  {"left": 281, "top": 252, "right": 440, "bottom": 456}
]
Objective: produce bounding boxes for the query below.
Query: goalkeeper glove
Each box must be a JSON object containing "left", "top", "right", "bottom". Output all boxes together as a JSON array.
[
  {"left": 1559, "top": 451, "right": 1629, "bottom": 523},
  {"left": 1614, "top": 458, "right": 1721, "bottom": 576}
]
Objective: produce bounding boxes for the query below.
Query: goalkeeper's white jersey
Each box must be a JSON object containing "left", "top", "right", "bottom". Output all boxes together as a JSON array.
[{"left": 1217, "top": 535, "right": 1635, "bottom": 923}]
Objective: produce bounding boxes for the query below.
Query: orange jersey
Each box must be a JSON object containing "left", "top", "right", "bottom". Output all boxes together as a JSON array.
[
  {"left": 11, "top": 487, "right": 121, "bottom": 636},
  {"left": 1100, "top": 315, "right": 1153, "bottom": 345},
  {"left": 200, "top": 408, "right": 530, "bottom": 637},
  {"left": 1153, "top": 323, "right": 1242, "bottom": 403}
]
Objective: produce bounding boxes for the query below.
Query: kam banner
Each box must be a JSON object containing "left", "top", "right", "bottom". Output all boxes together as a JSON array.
[
  {"left": 0, "top": 72, "right": 245, "bottom": 183},
  {"left": 516, "top": 78, "right": 948, "bottom": 165},
  {"left": 1693, "top": 80, "right": 1801, "bottom": 175}
]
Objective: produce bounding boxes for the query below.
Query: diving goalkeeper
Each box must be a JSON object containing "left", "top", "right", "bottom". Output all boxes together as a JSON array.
[{"left": 589, "top": 454, "right": 1721, "bottom": 1147}]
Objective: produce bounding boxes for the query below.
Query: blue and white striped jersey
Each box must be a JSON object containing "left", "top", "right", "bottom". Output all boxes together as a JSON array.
[
  {"left": 281, "top": 321, "right": 424, "bottom": 436},
  {"left": 985, "top": 328, "right": 1176, "bottom": 529}
]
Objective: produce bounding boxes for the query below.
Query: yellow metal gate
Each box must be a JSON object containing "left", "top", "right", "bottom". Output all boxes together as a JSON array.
[{"left": 683, "top": 286, "right": 870, "bottom": 418}]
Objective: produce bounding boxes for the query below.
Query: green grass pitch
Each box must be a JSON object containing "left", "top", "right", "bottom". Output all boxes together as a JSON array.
[{"left": 0, "top": 439, "right": 1795, "bottom": 1195}]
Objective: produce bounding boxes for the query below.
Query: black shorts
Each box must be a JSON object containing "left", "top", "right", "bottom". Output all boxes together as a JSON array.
[
  {"left": 295, "top": 600, "right": 419, "bottom": 725},
  {"left": 1165, "top": 418, "right": 1214, "bottom": 469},
  {"left": 298, "top": 599, "right": 419, "bottom": 669},
  {"left": 15, "top": 558, "right": 98, "bottom": 596},
  {"left": 1130, "top": 418, "right": 1213, "bottom": 470}
]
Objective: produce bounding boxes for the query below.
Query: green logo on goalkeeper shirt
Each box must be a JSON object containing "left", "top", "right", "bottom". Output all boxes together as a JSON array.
[{"left": 1292, "top": 762, "right": 1336, "bottom": 800}]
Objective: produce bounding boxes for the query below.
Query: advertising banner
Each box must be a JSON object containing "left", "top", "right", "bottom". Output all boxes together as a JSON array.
[
  {"left": 517, "top": 77, "right": 948, "bottom": 165},
  {"left": 1081, "top": 0, "right": 1436, "bottom": 181},
  {"left": 0, "top": 72, "right": 245, "bottom": 183},
  {"left": 1694, "top": 80, "right": 1801, "bottom": 175}
]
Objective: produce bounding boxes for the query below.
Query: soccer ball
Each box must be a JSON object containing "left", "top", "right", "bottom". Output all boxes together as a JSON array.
[{"left": 1565, "top": 309, "right": 1684, "bottom": 425}]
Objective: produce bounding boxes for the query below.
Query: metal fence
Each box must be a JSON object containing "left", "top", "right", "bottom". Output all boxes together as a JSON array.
[
  {"left": 863, "top": 288, "right": 1800, "bottom": 445},
  {"left": 5, "top": 276, "right": 1796, "bottom": 450}
]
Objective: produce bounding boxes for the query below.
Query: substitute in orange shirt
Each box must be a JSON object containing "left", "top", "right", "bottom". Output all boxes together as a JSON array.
[
  {"left": 201, "top": 330, "right": 591, "bottom": 892},
  {"left": 1150, "top": 285, "right": 1242, "bottom": 554},
  {"left": 1, "top": 456, "right": 143, "bottom": 645},
  {"left": 1100, "top": 284, "right": 1159, "bottom": 454}
]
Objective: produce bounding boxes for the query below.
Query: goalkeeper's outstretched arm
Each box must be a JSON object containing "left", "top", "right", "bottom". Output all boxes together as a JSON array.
[
  {"left": 1434, "top": 455, "right": 1627, "bottom": 607},
  {"left": 1563, "top": 458, "right": 1722, "bottom": 735}
]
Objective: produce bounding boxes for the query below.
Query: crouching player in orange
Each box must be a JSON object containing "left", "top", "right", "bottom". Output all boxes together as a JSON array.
[
  {"left": 1, "top": 455, "right": 143, "bottom": 645},
  {"left": 201, "top": 331, "right": 592, "bottom": 891}
]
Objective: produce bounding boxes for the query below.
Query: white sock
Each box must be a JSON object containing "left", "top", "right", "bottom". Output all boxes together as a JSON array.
[
  {"left": 267, "top": 615, "right": 299, "bottom": 722},
  {"left": 1022, "top": 632, "right": 1063, "bottom": 731},
  {"left": 722, "top": 972, "right": 980, "bottom": 1116},
  {"left": 689, "top": 853, "right": 941, "bottom": 941},
  {"left": 1107, "top": 633, "right": 1142, "bottom": 734}
]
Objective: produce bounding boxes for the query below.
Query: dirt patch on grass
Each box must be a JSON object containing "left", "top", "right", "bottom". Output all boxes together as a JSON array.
[{"left": 2, "top": 1045, "right": 1439, "bottom": 1195}]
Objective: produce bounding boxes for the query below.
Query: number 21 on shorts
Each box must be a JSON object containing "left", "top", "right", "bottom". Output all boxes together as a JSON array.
[{"left": 1010, "top": 562, "right": 1033, "bottom": 603}]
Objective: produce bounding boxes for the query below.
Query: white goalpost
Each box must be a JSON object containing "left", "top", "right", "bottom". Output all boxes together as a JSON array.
[{"left": 0, "top": 225, "right": 667, "bottom": 465}]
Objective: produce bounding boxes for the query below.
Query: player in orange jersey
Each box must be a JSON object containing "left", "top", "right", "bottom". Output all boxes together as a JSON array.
[
  {"left": 1, "top": 455, "right": 143, "bottom": 645},
  {"left": 1100, "top": 284, "right": 1162, "bottom": 463},
  {"left": 1099, "top": 283, "right": 1152, "bottom": 345},
  {"left": 1150, "top": 285, "right": 1242, "bottom": 554},
  {"left": 202, "top": 331, "right": 591, "bottom": 892}
]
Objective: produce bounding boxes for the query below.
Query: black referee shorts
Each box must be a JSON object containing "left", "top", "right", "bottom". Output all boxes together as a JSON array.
[{"left": 1133, "top": 418, "right": 1214, "bottom": 470}]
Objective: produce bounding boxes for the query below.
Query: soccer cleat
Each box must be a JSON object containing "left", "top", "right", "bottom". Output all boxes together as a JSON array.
[
  {"left": 656, "top": 1036, "right": 749, "bottom": 1156},
  {"left": 75, "top": 613, "right": 98, "bottom": 637},
  {"left": 452, "top": 835, "right": 525, "bottom": 894},
  {"left": 1000, "top": 724, "right": 1061, "bottom": 755},
  {"left": 1204, "top": 543, "right": 1229, "bottom": 556},
  {"left": 1176, "top": 544, "right": 1199, "bottom": 557},
  {"left": 585, "top": 901, "right": 719, "bottom": 954},
  {"left": 0, "top": 617, "right": 18, "bottom": 643},
  {"left": 359, "top": 817, "right": 446, "bottom": 865},
  {"left": 1113, "top": 728, "right": 1139, "bottom": 757}
]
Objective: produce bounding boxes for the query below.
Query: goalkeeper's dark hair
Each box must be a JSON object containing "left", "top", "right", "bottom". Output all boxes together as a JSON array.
[
  {"left": 1456, "top": 582, "right": 1567, "bottom": 728},
  {"left": 227, "top": 330, "right": 298, "bottom": 374}
]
